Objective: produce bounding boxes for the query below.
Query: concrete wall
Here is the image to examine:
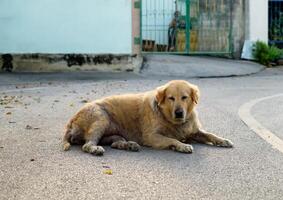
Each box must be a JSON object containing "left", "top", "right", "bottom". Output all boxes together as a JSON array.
[
  {"left": 231, "top": 0, "right": 246, "bottom": 58},
  {"left": 0, "top": 0, "right": 132, "bottom": 54},
  {"left": 245, "top": 0, "right": 268, "bottom": 43},
  {"left": 132, "top": 0, "right": 141, "bottom": 55}
]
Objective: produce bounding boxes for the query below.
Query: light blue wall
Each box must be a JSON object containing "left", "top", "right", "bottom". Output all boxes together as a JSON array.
[{"left": 0, "top": 0, "right": 132, "bottom": 54}]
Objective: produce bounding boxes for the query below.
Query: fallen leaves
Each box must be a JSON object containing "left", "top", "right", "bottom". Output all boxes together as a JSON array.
[
  {"left": 79, "top": 96, "right": 90, "bottom": 103},
  {"left": 4, "top": 106, "right": 14, "bottom": 109},
  {"left": 25, "top": 125, "right": 40, "bottom": 130},
  {"left": 102, "top": 165, "right": 113, "bottom": 175},
  {"left": 103, "top": 169, "right": 113, "bottom": 175},
  {"left": 80, "top": 99, "right": 89, "bottom": 103},
  {"left": 0, "top": 95, "right": 22, "bottom": 105},
  {"left": 25, "top": 125, "right": 33, "bottom": 130}
]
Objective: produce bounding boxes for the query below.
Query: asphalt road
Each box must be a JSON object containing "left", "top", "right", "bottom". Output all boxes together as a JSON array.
[{"left": 1, "top": 67, "right": 283, "bottom": 200}]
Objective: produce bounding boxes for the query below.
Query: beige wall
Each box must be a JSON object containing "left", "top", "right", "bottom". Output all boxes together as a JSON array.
[
  {"left": 132, "top": 0, "right": 141, "bottom": 55},
  {"left": 246, "top": 0, "right": 268, "bottom": 43}
]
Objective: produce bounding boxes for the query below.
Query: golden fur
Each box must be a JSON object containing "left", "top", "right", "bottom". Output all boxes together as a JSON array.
[{"left": 63, "top": 80, "right": 233, "bottom": 155}]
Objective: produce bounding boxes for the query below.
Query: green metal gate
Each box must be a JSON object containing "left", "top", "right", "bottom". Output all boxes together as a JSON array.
[{"left": 141, "top": 0, "right": 233, "bottom": 55}]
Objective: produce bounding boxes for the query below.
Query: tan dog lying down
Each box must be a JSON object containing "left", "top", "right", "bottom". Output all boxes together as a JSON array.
[{"left": 63, "top": 80, "right": 233, "bottom": 155}]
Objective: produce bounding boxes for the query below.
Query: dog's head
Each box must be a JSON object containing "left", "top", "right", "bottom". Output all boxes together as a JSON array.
[{"left": 155, "top": 80, "right": 199, "bottom": 125}]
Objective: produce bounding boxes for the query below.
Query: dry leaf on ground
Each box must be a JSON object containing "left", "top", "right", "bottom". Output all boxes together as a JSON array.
[{"left": 103, "top": 169, "right": 113, "bottom": 175}]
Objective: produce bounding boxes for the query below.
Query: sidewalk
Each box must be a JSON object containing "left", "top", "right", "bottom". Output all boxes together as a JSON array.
[
  {"left": 0, "top": 55, "right": 265, "bottom": 86},
  {"left": 0, "top": 71, "right": 143, "bottom": 87},
  {"left": 141, "top": 55, "right": 265, "bottom": 78}
]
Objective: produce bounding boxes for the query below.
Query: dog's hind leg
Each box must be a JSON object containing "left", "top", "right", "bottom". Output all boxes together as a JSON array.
[
  {"left": 100, "top": 135, "right": 140, "bottom": 152},
  {"left": 62, "top": 123, "right": 82, "bottom": 151},
  {"left": 62, "top": 124, "right": 76, "bottom": 151},
  {"left": 99, "top": 135, "right": 126, "bottom": 145},
  {"left": 82, "top": 120, "right": 109, "bottom": 156}
]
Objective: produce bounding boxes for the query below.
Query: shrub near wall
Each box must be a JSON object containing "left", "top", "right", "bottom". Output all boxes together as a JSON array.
[{"left": 253, "top": 41, "right": 283, "bottom": 67}]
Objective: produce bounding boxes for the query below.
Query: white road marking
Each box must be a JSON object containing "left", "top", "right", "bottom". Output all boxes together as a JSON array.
[{"left": 239, "top": 94, "right": 283, "bottom": 154}]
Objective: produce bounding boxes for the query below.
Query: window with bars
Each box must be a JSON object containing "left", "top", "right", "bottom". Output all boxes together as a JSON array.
[{"left": 269, "top": 0, "right": 283, "bottom": 48}]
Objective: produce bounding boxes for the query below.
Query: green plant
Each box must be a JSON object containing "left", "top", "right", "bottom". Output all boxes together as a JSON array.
[
  {"left": 253, "top": 41, "right": 283, "bottom": 66},
  {"left": 268, "top": 45, "right": 282, "bottom": 61},
  {"left": 253, "top": 41, "right": 270, "bottom": 65}
]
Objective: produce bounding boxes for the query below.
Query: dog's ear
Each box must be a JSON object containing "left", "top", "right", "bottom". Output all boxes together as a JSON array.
[
  {"left": 156, "top": 85, "right": 167, "bottom": 106},
  {"left": 190, "top": 84, "right": 200, "bottom": 104}
]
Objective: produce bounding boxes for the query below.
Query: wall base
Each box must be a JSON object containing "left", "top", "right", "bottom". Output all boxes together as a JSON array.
[{"left": 0, "top": 54, "right": 143, "bottom": 73}]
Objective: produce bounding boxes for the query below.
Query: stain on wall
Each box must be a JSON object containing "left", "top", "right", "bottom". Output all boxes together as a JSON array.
[
  {"left": 0, "top": 54, "right": 142, "bottom": 72},
  {"left": 63, "top": 54, "right": 86, "bottom": 67},
  {"left": 1, "top": 54, "right": 13, "bottom": 72},
  {"left": 93, "top": 55, "right": 114, "bottom": 65},
  {"left": 19, "top": 54, "right": 132, "bottom": 67}
]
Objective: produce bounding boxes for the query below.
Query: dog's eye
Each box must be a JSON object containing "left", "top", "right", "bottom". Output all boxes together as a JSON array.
[
  {"left": 182, "top": 96, "right": 188, "bottom": 100},
  {"left": 168, "top": 97, "right": 175, "bottom": 101}
]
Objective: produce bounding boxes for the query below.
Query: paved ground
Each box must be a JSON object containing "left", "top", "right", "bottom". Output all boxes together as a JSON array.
[
  {"left": 0, "top": 56, "right": 264, "bottom": 87},
  {"left": 252, "top": 96, "right": 283, "bottom": 140},
  {"left": 1, "top": 63, "right": 283, "bottom": 199},
  {"left": 141, "top": 55, "right": 265, "bottom": 77}
]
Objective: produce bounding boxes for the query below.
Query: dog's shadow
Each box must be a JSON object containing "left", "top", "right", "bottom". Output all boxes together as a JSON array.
[{"left": 63, "top": 143, "right": 233, "bottom": 171}]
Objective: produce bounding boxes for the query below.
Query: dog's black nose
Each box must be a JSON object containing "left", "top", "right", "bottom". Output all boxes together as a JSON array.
[{"left": 175, "top": 109, "right": 183, "bottom": 118}]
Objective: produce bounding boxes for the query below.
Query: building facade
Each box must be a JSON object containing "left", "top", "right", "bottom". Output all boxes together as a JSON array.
[{"left": 0, "top": 0, "right": 276, "bottom": 72}]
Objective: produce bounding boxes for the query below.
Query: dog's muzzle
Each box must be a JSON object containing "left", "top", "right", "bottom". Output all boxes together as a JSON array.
[{"left": 174, "top": 108, "right": 184, "bottom": 119}]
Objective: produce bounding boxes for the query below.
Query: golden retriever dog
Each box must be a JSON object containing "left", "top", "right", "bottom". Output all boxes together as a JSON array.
[{"left": 63, "top": 80, "right": 233, "bottom": 155}]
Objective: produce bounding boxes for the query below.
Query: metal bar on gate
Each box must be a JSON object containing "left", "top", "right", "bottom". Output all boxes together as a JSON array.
[
  {"left": 140, "top": 0, "right": 143, "bottom": 51},
  {"left": 153, "top": 0, "right": 158, "bottom": 49},
  {"left": 228, "top": 0, "right": 233, "bottom": 56},
  {"left": 140, "top": 0, "right": 235, "bottom": 55},
  {"left": 163, "top": 0, "right": 165, "bottom": 46},
  {"left": 186, "top": 0, "right": 190, "bottom": 53}
]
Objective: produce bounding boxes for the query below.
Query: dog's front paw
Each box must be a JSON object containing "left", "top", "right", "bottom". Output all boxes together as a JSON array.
[
  {"left": 82, "top": 143, "right": 105, "bottom": 156},
  {"left": 217, "top": 139, "right": 233, "bottom": 148},
  {"left": 91, "top": 146, "right": 105, "bottom": 155},
  {"left": 127, "top": 141, "right": 141, "bottom": 152},
  {"left": 175, "top": 144, "right": 193, "bottom": 154}
]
